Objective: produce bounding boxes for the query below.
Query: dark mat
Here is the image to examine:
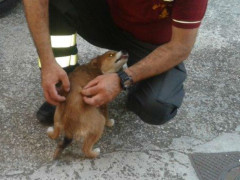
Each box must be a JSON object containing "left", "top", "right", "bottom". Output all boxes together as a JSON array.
[{"left": 189, "top": 152, "right": 240, "bottom": 180}]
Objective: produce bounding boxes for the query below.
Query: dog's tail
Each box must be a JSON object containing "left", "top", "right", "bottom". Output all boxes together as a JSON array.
[{"left": 53, "top": 136, "right": 73, "bottom": 160}]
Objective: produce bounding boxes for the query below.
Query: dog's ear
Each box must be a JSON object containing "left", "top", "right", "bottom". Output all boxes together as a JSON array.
[{"left": 90, "top": 57, "right": 99, "bottom": 67}]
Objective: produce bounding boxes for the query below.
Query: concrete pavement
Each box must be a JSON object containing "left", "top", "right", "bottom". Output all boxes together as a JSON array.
[{"left": 0, "top": 0, "right": 240, "bottom": 179}]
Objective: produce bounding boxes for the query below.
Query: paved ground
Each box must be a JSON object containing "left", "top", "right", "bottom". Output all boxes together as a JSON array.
[{"left": 0, "top": 1, "right": 239, "bottom": 179}]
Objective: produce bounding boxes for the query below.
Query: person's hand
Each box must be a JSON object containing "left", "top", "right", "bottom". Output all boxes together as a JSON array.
[
  {"left": 41, "top": 62, "right": 70, "bottom": 105},
  {"left": 81, "top": 73, "right": 122, "bottom": 107}
]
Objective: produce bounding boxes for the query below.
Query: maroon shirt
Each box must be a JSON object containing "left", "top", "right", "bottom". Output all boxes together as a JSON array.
[{"left": 107, "top": 0, "right": 208, "bottom": 45}]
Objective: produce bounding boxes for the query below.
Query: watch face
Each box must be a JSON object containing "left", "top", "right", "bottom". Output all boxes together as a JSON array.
[
  {"left": 124, "top": 80, "right": 132, "bottom": 88},
  {"left": 117, "top": 70, "right": 133, "bottom": 90}
]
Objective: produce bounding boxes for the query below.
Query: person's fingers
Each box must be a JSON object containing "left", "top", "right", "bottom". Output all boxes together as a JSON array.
[
  {"left": 60, "top": 73, "right": 70, "bottom": 92},
  {"left": 83, "top": 95, "right": 103, "bottom": 107},
  {"left": 84, "top": 78, "right": 99, "bottom": 89},
  {"left": 44, "top": 90, "right": 59, "bottom": 106},
  {"left": 48, "top": 85, "right": 66, "bottom": 102},
  {"left": 81, "top": 86, "right": 100, "bottom": 96}
]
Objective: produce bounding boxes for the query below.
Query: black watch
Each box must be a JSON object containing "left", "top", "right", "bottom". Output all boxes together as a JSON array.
[{"left": 117, "top": 70, "right": 133, "bottom": 90}]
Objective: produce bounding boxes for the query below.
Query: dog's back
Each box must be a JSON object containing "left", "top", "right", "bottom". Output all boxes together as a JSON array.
[
  {"left": 47, "top": 50, "right": 128, "bottom": 159},
  {"left": 51, "top": 64, "right": 105, "bottom": 158},
  {"left": 63, "top": 65, "right": 106, "bottom": 138},
  {"left": 63, "top": 64, "right": 105, "bottom": 136}
]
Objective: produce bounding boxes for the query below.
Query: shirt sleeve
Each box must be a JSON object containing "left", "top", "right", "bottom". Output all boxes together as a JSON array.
[{"left": 171, "top": 0, "right": 208, "bottom": 29}]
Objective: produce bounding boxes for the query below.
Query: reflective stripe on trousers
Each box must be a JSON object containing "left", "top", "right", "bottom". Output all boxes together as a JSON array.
[{"left": 38, "top": 34, "right": 78, "bottom": 68}]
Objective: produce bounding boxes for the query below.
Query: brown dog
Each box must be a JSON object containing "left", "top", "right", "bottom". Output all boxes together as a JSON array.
[{"left": 47, "top": 50, "right": 128, "bottom": 159}]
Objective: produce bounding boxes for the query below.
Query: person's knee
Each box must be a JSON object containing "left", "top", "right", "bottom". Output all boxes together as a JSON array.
[
  {"left": 128, "top": 95, "right": 178, "bottom": 125},
  {"left": 141, "top": 99, "right": 177, "bottom": 125}
]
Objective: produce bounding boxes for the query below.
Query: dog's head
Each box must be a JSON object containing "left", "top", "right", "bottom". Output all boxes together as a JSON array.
[{"left": 91, "top": 50, "right": 128, "bottom": 73}]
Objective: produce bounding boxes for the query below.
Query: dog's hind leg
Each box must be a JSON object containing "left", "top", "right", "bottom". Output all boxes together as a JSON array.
[
  {"left": 53, "top": 136, "right": 73, "bottom": 160},
  {"left": 82, "top": 133, "right": 102, "bottom": 158},
  {"left": 47, "top": 106, "right": 62, "bottom": 139}
]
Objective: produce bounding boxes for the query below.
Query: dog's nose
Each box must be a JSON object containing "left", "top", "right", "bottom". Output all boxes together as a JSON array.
[{"left": 121, "top": 50, "right": 128, "bottom": 55}]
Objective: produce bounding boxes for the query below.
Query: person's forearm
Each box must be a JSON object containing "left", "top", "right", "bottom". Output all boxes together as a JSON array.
[
  {"left": 125, "top": 42, "right": 191, "bottom": 83},
  {"left": 125, "top": 26, "right": 199, "bottom": 83},
  {"left": 23, "top": 0, "right": 55, "bottom": 67}
]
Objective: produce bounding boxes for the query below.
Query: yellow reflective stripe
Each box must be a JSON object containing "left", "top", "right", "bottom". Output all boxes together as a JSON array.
[
  {"left": 38, "top": 58, "right": 41, "bottom": 68},
  {"left": 50, "top": 34, "right": 77, "bottom": 48},
  {"left": 55, "top": 54, "right": 78, "bottom": 67},
  {"left": 38, "top": 54, "right": 78, "bottom": 68},
  {"left": 69, "top": 55, "right": 78, "bottom": 66}
]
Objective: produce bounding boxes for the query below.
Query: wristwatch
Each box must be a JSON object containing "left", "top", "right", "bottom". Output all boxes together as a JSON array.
[{"left": 117, "top": 70, "right": 133, "bottom": 90}]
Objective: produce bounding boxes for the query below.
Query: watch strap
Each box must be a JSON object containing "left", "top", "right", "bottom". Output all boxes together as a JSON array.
[{"left": 117, "top": 70, "right": 133, "bottom": 90}]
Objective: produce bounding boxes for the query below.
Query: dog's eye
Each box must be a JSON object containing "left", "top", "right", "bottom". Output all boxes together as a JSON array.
[{"left": 109, "top": 53, "right": 114, "bottom": 57}]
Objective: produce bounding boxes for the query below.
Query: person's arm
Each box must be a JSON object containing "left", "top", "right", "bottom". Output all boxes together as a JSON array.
[
  {"left": 125, "top": 26, "right": 198, "bottom": 83},
  {"left": 23, "top": 0, "right": 70, "bottom": 105},
  {"left": 81, "top": 26, "right": 199, "bottom": 106}
]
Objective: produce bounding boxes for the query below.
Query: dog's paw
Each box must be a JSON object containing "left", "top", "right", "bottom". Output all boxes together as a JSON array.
[
  {"left": 47, "top": 127, "right": 54, "bottom": 133},
  {"left": 47, "top": 127, "right": 60, "bottom": 140},
  {"left": 109, "top": 119, "right": 115, "bottom": 126},
  {"left": 106, "top": 119, "right": 115, "bottom": 127},
  {"left": 93, "top": 148, "right": 101, "bottom": 154},
  {"left": 85, "top": 148, "right": 101, "bottom": 158},
  {"left": 47, "top": 127, "right": 56, "bottom": 139}
]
